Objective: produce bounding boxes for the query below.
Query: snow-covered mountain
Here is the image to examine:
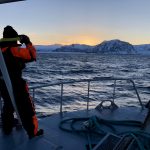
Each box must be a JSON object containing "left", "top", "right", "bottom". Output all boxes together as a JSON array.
[
  {"left": 134, "top": 44, "right": 150, "bottom": 55},
  {"left": 50, "top": 40, "right": 137, "bottom": 54},
  {"left": 35, "top": 40, "right": 150, "bottom": 55},
  {"left": 54, "top": 44, "right": 93, "bottom": 52},
  {"left": 93, "top": 39, "right": 136, "bottom": 54},
  {"left": 35, "top": 44, "right": 62, "bottom": 53}
]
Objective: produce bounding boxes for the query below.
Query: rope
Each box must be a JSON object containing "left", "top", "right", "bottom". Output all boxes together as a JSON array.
[
  {"left": 130, "top": 133, "right": 145, "bottom": 150},
  {"left": 59, "top": 115, "right": 150, "bottom": 150}
]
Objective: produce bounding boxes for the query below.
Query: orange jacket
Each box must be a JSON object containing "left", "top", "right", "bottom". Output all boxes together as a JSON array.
[{"left": 1, "top": 43, "right": 36, "bottom": 62}]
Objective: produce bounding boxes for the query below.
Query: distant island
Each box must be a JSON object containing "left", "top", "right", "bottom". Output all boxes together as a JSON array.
[{"left": 35, "top": 39, "right": 150, "bottom": 55}]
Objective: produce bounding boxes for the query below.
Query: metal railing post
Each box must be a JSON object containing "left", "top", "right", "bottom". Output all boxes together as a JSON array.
[
  {"left": 112, "top": 80, "right": 116, "bottom": 102},
  {"left": 87, "top": 81, "right": 90, "bottom": 111},
  {"left": 29, "top": 77, "right": 144, "bottom": 113},
  {"left": 60, "top": 83, "right": 63, "bottom": 114},
  {"left": 130, "top": 80, "right": 144, "bottom": 109}
]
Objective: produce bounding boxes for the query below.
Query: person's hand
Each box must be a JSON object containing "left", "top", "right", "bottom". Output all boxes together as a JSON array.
[{"left": 19, "top": 35, "right": 31, "bottom": 44}]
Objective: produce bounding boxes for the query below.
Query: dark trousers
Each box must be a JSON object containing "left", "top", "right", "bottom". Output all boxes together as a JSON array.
[{"left": 0, "top": 77, "right": 38, "bottom": 136}]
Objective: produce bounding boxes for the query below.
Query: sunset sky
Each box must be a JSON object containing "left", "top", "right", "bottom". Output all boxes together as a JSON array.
[{"left": 0, "top": 0, "right": 150, "bottom": 45}]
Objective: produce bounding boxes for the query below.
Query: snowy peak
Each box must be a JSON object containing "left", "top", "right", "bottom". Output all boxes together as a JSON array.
[
  {"left": 35, "top": 39, "right": 150, "bottom": 55},
  {"left": 93, "top": 39, "right": 136, "bottom": 54},
  {"left": 54, "top": 44, "right": 93, "bottom": 52},
  {"left": 35, "top": 44, "right": 62, "bottom": 52},
  {"left": 134, "top": 44, "right": 150, "bottom": 55}
]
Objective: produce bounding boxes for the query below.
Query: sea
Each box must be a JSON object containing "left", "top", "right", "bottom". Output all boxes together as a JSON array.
[{"left": 23, "top": 52, "right": 150, "bottom": 116}]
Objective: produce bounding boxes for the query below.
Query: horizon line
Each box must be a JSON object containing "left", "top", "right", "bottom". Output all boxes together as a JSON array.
[{"left": 34, "top": 39, "right": 150, "bottom": 46}]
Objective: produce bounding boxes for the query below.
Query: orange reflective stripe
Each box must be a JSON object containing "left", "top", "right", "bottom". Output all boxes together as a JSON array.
[{"left": 32, "top": 115, "right": 38, "bottom": 135}]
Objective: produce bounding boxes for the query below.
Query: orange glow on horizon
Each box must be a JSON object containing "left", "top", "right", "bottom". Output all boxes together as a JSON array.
[
  {"left": 29, "top": 33, "right": 149, "bottom": 46},
  {"left": 29, "top": 33, "right": 102, "bottom": 46}
]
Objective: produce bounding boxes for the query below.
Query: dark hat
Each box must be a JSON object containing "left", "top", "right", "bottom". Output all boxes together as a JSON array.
[{"left": 3, "top": 25, "right": 18, "bottom": 38}]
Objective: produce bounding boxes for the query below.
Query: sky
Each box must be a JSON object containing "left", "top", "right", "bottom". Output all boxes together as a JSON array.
[{"left": 0, "top": 0, "right": 150, "bottom": 45}]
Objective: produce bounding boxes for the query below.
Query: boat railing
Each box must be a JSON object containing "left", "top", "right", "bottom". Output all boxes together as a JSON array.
[{"left": 29, "top": 77, "right": 144, "bottom": 114}]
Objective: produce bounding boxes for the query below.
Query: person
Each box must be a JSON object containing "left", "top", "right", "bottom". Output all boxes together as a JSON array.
[{"left": 0, "top": 25, "right": 43, "bottom": 139}]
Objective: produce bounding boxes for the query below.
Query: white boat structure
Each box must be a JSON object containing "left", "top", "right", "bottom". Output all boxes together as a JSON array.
[{"left": 0, "top": 77, "right": 150, "bottom": 150}]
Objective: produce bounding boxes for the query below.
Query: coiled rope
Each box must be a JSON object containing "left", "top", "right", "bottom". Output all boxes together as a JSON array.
[{"left": 59, "top": 116, "right": 150, "bottom": 150}]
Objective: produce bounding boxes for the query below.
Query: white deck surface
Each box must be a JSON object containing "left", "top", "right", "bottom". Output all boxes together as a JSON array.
[{"left": 0, "top": 107, "right": 149, "bottom": 150}]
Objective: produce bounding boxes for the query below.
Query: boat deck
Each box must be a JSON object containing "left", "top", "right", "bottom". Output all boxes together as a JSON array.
[{"left": 0, "top": 106, "right": 149, "bottom": 150}]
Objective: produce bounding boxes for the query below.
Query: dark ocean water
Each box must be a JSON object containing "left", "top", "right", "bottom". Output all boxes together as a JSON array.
[{"left": 23, "top": 52, "right": 150, "bottom": 116}]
